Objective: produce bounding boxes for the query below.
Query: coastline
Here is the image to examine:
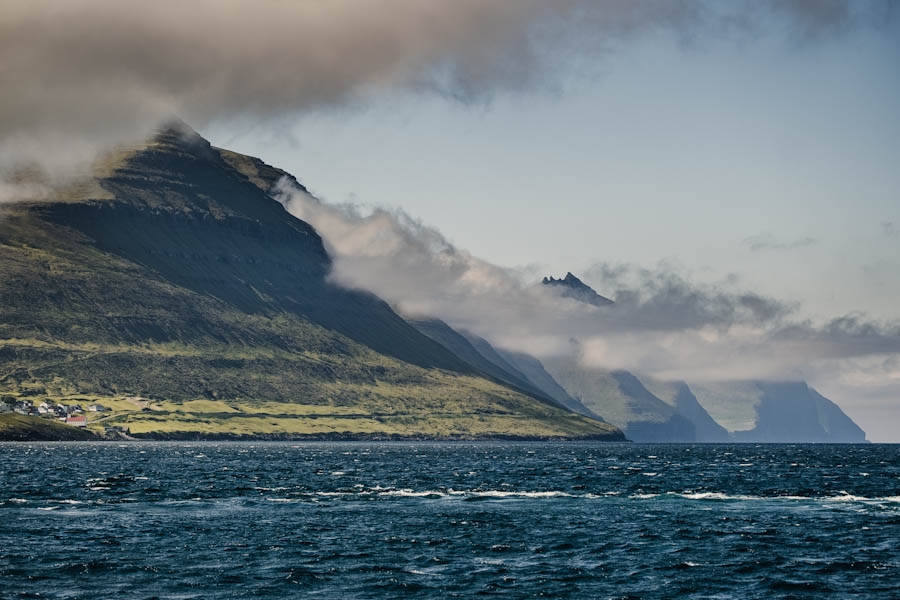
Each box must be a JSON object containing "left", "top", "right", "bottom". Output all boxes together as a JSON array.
[{"left": 0, "top": 431, "right": 628, "bottom": 443}]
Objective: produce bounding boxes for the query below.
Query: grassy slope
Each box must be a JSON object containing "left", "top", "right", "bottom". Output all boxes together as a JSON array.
[
  {"left": 0, "top": 413, "right": 97, "bottom": 441},
  {"left": 0, "top": 126, "right": 621, "bottom": 440},
  {"left": 542, "top": 358, "right": 695, "bottom": 441},
  {"left": 408, "top": 318, "right": 558, "bottom": 405}
]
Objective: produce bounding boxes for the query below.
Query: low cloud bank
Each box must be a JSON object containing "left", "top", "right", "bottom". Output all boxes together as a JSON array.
[{"left": 275, "top": 179, "right": 900, "bottom": 400}]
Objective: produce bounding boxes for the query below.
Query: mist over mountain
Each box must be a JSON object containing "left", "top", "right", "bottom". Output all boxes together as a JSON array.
[
  {"left": 406, "top": 317, "right": 556, "bottom": 408},
  {"left": 639, "top": 379, "right": 731, "bottom": 442},
  {"left": 272, "top": 177, "right": 899, "bottom": 426},
  {"left": 690, "top": 381, "right": 867, "bottom": 443},
  {"left": 542, "top": 273, "right": 614, "bottom": 307},
  {"left": 539, "top": 276, "right": 868, "bottom": 442},
  {"left": 2, "top": 0, "right": 896, "bottom": 439},
  {"left": 3, "top": 5, "right": 899, "bottom": 599},
  {"left": 272, "top": 171, "right": 882, "bottom": 440},
  {"left": 0, "top": 124, "right": 621, "bottom": 440},
  {"left": 0, "top": 121, "right": 881, "bottom": 442}
]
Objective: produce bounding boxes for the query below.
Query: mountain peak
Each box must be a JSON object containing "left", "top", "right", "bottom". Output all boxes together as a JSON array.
[
  {"left": 150, "top": 118, "right": 218, "bottom": 161},
  {"left": 542, "top": 272, "right": 614, "bottom": 307},
  {"left": 156, "top": 116, "right": 200, "bottom": 136}
]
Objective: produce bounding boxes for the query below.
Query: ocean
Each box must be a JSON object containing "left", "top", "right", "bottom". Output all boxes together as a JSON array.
[{"left": 1, "top": 442, "right": 898, "bottom": 598}]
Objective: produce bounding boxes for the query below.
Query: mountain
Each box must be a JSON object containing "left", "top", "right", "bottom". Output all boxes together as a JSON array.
[
  {"left": 541, "top": 360, "right": 696, "bottom": 441},
  {"left": 534, "top": 271, "right": 706, "bottom": 440},
  {"left": 638, "top": 378, "right": 731, "bottom": 442},
  {"left": 407, "top": 318, "right": 554, "bottom": 402},
  {"left": 492, "top": 348, "right": 601, "bottom": 418},
  {"left": 690, "top": 381, "right": 867, "bottom": 443},
  {"left": 542, "top": 272, "right": 614, "bottom": 306},
  {"left": 408, "top": 318, "right": 601, "bottom": 418},
  {"left": 0, "top": 123, "right": 622, "bottom": 440},
  {"left": 538, "top": 270, "right": 866, "bottom": 442},
  {"left": 457, "top": 330, "right": 601, "bottom": 418}
]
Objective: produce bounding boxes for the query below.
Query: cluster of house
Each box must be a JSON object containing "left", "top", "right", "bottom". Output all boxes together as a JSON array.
[{"left": 0, "top": 397, "right": 110, "bottom": 427}]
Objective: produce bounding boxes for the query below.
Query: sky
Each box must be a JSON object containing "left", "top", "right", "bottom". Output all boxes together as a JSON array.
[
  {"left": 3, "top": 1, "right": 899, "bottom": 440},
  {"left": 212, "top": 23, "right": 900, "bottom": 323}
]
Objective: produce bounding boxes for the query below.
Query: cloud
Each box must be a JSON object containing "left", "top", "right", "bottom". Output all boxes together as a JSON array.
[
  {"left": 1, "top": 0, "right": 894, "bottom": 179},
  {"left": 274, "top": 178, "right": 900, "bottom": 396},
  {"left": 742, "top": 232, "right": 818, "bottom": 252},
  {"left": 581, "top": 262, "right": 794, "bottom": 329},
  {"left": 0, "top": 167, "right": 52, "bottom": 204}
]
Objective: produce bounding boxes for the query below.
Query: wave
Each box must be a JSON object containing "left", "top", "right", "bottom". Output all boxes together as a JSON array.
[
  {"left": 447, "top": 489, "right": 575, "bottom": 498},
  {"left": 377, "top": 489, "right": 444, "bottom": 498},
  {"left": 311, "top": 488, "right": 900, "bottom": 503},
  {"left": 627, "top": 492, "right": 900, "bottom": 503},
  {"left": 827, "top": 493, "right": 900, "bottom": 503},
  {"left": 17, "top": 490, "right": 898, "bottom": 508}
]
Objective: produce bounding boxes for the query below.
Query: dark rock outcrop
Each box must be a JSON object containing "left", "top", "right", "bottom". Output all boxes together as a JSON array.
[{"left": 542, "top": 272, "right": 614, "bottom": 306}]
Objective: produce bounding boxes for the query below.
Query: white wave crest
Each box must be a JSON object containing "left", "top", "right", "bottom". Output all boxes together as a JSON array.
[{"left": 378, "top": 489, "right": 443, "bottom": 497}]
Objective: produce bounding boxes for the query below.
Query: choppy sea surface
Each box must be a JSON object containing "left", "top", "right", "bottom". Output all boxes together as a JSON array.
[{"left": 1, "top": 442, "right": 898, "bottom": 599}]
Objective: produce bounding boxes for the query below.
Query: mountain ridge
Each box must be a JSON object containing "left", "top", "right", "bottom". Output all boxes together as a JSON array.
[
  {"left": 0, "top": 126, "right": 623, "bottom": 440},
  {"left": 538, "top": 271, "right": 867, "bottom": 442},
  {"left": 542, "top": 272, "right": 614, "bottom": 306}
]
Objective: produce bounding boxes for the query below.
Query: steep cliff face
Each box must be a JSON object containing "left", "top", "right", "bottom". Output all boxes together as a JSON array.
[
  {"left": 691, "top": 381, "right": 867, "bottom": 443},
  {"left": 0, "top": 125, "right": 622, "bottom": 440},
  {"left": 639, "top": 379, "right": 731, "bottom": 442},
  {"left": 542, "top": 360, "right": 696, "bottom": 442},
  {"left": 535, "top": 270, "right": 866, "bottom": 443},
  {"left": 809, "top": 388, "right": 867, "bottom": 442}
]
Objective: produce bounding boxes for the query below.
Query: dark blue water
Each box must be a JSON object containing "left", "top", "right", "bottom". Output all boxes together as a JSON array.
[{"left": 1, "top": 443, "right": 898, "bottom": 599}]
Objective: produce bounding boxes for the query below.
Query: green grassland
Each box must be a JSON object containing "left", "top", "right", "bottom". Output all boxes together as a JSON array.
[
  {"left": 0, "top": 413, "right": 97, "bottom": 441},
  {"left": 0, "top": 126, "right": 622, "bottom": 440}
]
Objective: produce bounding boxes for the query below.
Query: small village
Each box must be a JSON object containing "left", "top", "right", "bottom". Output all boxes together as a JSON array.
[{"left": 0, "top": 396, "right": 129, "bottom": 437}]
